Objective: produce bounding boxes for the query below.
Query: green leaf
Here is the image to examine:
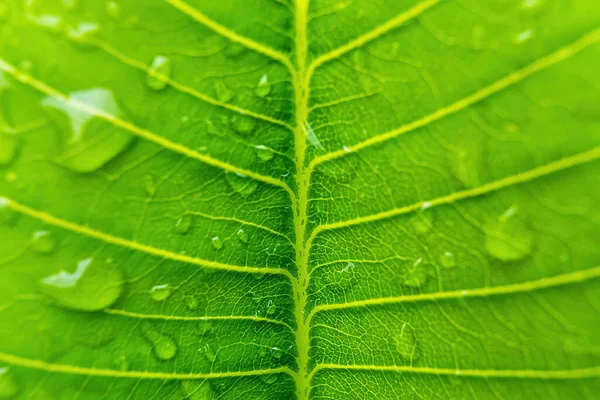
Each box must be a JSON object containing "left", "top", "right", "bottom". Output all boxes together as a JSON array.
[{"left": 0, "top": 0, "right": 599, "bottom": 399}]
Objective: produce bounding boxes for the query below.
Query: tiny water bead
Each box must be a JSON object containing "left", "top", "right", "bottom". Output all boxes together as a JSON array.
[
  {"left": 41, "top": 88, "right": 134, "bottom": 173},
  {"left": 213, "top": 81, "right": 233, "bottom": 102},
  {"left": 260, "top": 374, "right": 278, "bottom": 384},
  {"left": 211, "top": 236, "right": 223, "bottom": 250},
  {"left": 401, "top": 258, "right": 429, "bottom": 288},
  {"left": 0, "top": 367, "right": 19, "bottom": 398},
  {"left": 394, "top": 322, "right": 418, "bottom": 360},
  {"left": 265, "top": 299, "right": 276, "bottom": 315},
  {"left": 197, "top": 320, "right": 212, "bottom": 336},
  {"left": 513, "top": 28, "right": 533, "bottom": 44},
  {"left": 174, "top": 215, "right": 192, "bottom": 234},
  {"left": 236, "top": 228, "right": 248, "bottom": 243},
  {"left": 201, "top": 342, "right": 217, "bottom": 363},
  {"left": 255, "top": 74, "right": 271, "bottom": 98},
  {"left": 226, "top": 172, "right": 258, "bottom": 197},
  {"left": 141, "top": 322, "right": 178, "bottom": 361},
  {"left": 0, "top": 135, "right": 18, "bottom": 166},
  {"left": 270, "top": 347, "right": 283, "bottom": 359},
  {"left": 40, "top": 257, "right": 124, "bottom": 311},
  {"left": 146, "top": 55, "right": 172, "bottom": 91},
  {"left": 181, "top": 380, "right": 215, "bottom": 400},
  {"left": 485, "top": 206, "right": 534, "bottom": 261},
  {"left": 230, "top": 114, "right": 256, "bottom": 135},
  {"left": 255, "top": 145, "right": 274, "bottom": 161},
  {"left": 149, "top": 283, "right": 172, "bottom": 302},
  {"left": 439, "top": 251, "right": 456, "bottom": 268},
  {"left": 30, "top": 230, "right": 57, "bottom": 254}
]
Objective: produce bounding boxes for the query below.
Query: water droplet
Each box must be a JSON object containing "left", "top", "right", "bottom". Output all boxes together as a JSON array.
[
  {"left": 146, "top": 55, "right": 172, "bottom": 91},
  {"left": 343, "top": 145, "right": 351, "bottom": 153},
  {"left": 513, "top": 29, "right": 533, "bottom": 44},
  {"left": 401, "top": 258, "right": 429, "bottom": 288},
  {"left": 213, "top": 81, "right": 233, "bottom": 102},
  {"left": 40, "top": 257, "right": 123, "bottom": 311},
  {"left": 265, "top": 299, "right": 276, "bottom": 315},
  {"left": 471, "top": 24, "right": 486, "bottom": 49},
  {"left": 174, "top": 215, "right": 192, "bottom": 234},
  {"left": 251, "top": 291, "right": 262, "bottom": 303},
  {"left": 230, "top": 115, "right": 255, "bottom": 135},
  {"left": 237, "top": 228, "right": 248, "bottom": 243},
  {"left": 141, "top": 322, "right": 178, "bottom": 360},
  {"left": 260, "top": 374, "right": 278, "bottom": 384},
  {"left": 439, "top": 251, "right": 456, "bottom": 268},
  {"left": 205, "top": 119, "right": 222, "bottom": 136},
  {"left": 27, "top": 13, "right": 63, "bottom": 33},
  {"left": 200, "top": 342, "right": 216, "bottom": 363},
  {"left": 0, "top": 367, "right": 20, "bottom": 398},
  {"left": 0, "top": 135, "right": 18, "bottom": 166},
  {"left": 181, "top": 380, "right": 215, "bottom": 400},
  {"left": 113, "top": 354, "right": 129, "bottom": 371},
  {"left": 394, "top": 322, "right": 418, "bottom": 360},
  {"left": 270, "top": 347, "right": 283, "bottom": 359},
  {"left": 226, "top": 172, "right": 258, "bottom": 197},
  {"left": 450, "top": 151, "right": 479, "bottom": 189},
  {"left": 211, "top": 236, "right": 222, "bottom": 250},
  {"left": 41, "top": 88, "right": 134, "bottom": 173},
  {"left": 318, "top": 262, "right": 357, "bottom": 295},
  {"left": 197, "top": 320, "right": 212, "bottom": 336},
  {"left": 255, "top": 145, "right": 273, "bottom": 161},
  {"left": 31, "top": 230, "right": 57, "bottom": 254},
  {"left": 255, "top": 74, "right": 270, "bottom": 98},
  {"left": 0, "top": 198, "right": 15, "bottom": 225},
  {"left": 410, "top": 209, "right": 433, "bottom": 234},
  {"left": 305, "top": 121, "right": 324, "bottom": 150},
  {"left": 485, "top": 206, "right": 534, "bottom": 261},
  {"left": 521, "top": 0, "right": 545, "bottom": 13},
  {"left": 106, "top": 0, "right": 121, "bottom": 20},
  {"left": 66, "top": 22, "right": 100, "bottom": 44},
  {"left": 150, "top": 283, "right": 172, "bottom": 302}
]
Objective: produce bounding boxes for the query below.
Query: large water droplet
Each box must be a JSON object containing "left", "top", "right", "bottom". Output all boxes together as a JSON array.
[
  {"left": 439, "top": 251, "right": 456, "bottom": 268},
  {"left": 200, "top": 342, "right": 216, "bottom": 363},
  {"left": 401, "top": 258, "right": 429, "bottom": 288},
  {"left": 0, "top": 367, "right": 19, "bottom": 398},
  {"left": 211, "top": 236, "right": 223, "bottom": 250},
  {"left": 260, "top": 374, "right": 278, "bottom": 384},
  {"left": 485, "top": 206, "right": 534, "bottom": 261},
  {"left": 150, "top": 283, "right": 172, "bottom": 302},
  {"left": 181, "top": 380, "right": 215, "bottom": 400},
  {"left": 0, "top": 135, "right": 18, "bottom": 166},
  {"left": 394, "top": 322, "right": 418, "bottom": 360},
  {"left": 174, "top": 215, "right": 192, "bottom": 234},
  {"left": 213, "top": 81, "right": 233, "bottom": 102},
  {"left": 106, "top": 0, "right": 121, "bottom": 19},
  {"left": 40, "top": 257, "right": 123, "bottom": 311},
  {"left": 42, "top": 88, "right": 134, "bottom": 173},
  {"left": 236, "top": 228, "right": 248, "bottom": 243},
  {"left": 31, "top": 230, "right": 57, "bottom": 254},
  {"left": 146, "top": 55, "right": 172, "bottom": 91},
  {"left": 230, "top": 115, "right": 255, "bottom": 135},
  {"left": 255, "top": 74, "right": 270, "bottom": 98},
  {"left": 226, "top": 172, "right": 258, "bottom": 197},
  {"left": 141, "top": 322, "right": 178, "bottom": 360}
]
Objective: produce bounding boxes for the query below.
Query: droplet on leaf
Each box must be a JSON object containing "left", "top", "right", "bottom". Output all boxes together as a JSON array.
[
  {"left": 174, "top": 215, "right": 192, "bottom": 234},
  {"left": 201, "top": 342, "right": 216, "bottom": 363},
  {"left": 270, "top": 347, "right": 283, "bottom": 359},
  {"left": 211, "top": 236, "right": 223, "bottom": 250},
  {"left": 439, "top": 251, "right": 456, "bottom": 268},
  {"left": 401, "top": 258, "right": 429, "bottom": 288},
  {"left": 113, "top": 354, "right": 129, "bottom": 371},
  {"left": 213, "top": 81, "right": 233, "bottom": 102},
  {"left": 226, "top": 172, "right": 258, "bottom": 197},
  {"left": 230, "top": 115, "right": 255, "bottom": 135},
  {"left": 255, "top": 145, "right": 273, "bottom": 161},
  {"left": 149, "top": 283, "right": 172, "bottom": 302},
  {"left": 265, "top": 299, "right": 276, "bottom": 315},
  {"left": 394, "top": 322, "right": 418, "bottom": 360},
  {"left": 255, "top": 74, "right": 270, "bottom": 98},
  {"left": 410, "top": 209, "right": 433, "bottom": 234},
  {"left": 181, "top": 380, "right": 215, "bottom": 400},
  {"left": 141, "top": 322, "right": 178, "bottom": 361},
  {"left": 146, "top": 55, "right": 172, "bottom": 91},
  {"left": 236, "top": 228, "right": 248, "bottom": 243},
  {"left": 31, "top": 230, "right": 57, "bottom": 254},
  {"left": 485, "top": 206, "right": 533, "bottom": 261},
  {"left": 513, "top": 29, "right": 533, "bottom": 44},
  {"left": 260, "top": 374, "right": 278, "bottom": 384},
  {"left": 66, "top": 22, "right": 100, "bottom": 44},
  {"left": 40, "top": 257, "right": 123, "bottom": 311},
  {"left": 106, "top": 1, "right": 122, "bottom": 19},
  {"left": 0, "top": 367, "right": 20, "bottom": 398}
]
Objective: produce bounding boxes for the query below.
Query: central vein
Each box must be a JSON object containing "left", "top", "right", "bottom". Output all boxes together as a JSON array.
[{"left": 292, "top": 0, "right": 311, "bottom": 399}]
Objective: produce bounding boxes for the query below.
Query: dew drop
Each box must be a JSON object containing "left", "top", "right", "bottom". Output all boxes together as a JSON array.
[
  {"left": 485, "top": 206, "right": 533, "bottom": 261},
  {"left": 260, "top": 374, "right": 278, "bottom": 384},
  {"left": 230, "top": 115, "right": 256, "bottom": 135},
  {"left": 149, "top": 283, "right": 172, "bottom": 302},
  {"left": 255, "top": 74, "right": 271, "bottom": 98},
  {"left": 141, "top": 322, "right": 178, "bottom": 360},
  {"left": 113, "top": 354, "right": 129, "bottom": 371},
  {"left": 174, "top": 215, "right": 192, "bottom": 235},
  {"left": 451, "top": 151, "right": 479, "bottom": 188},
  {"left": 201, "top": 342, "right": 216, "bottom": 363},
  {"left": 251, "top": 291, "right": 262, "bottom": 303},
  {"left": 146, "top": 55, "right": 172, "bottom": 91},
  {"left": 265, "top": 299, "right": 276, "bottom": 315},
  {"left": 40, "top": 257, "right": 123, "bottom": 311},
  {"left": 27, "top": 13, "right": 63, "bottom": 33},
  {"left": 181, "top": 380, "right": 215, "bottom": 400},
  {"left": 41, "top": 88, "right": 134, "bottom": 173},
  {"left": 255, "top": 145, "right": 273, "bottom": 161},
  {"left": 0, "top": 135, "right": 18, "bottom": 166},
  {"left": 106, "top": 0, "right": 121, "bottom": 20},
  {"left": 236, "top": 228, "right": 248, "bottom": 243},
  {"left": 0, "top": 367, "right": 19, "bottom": 398},
  {"left": 521, "top": 0, "right": 545, "bottom": 13},
  {"left": 471, "top": 24, "right": 486, "bottom": 50},
  {"left": 31, "top": 230, "right": 57, "bottom": 254},
  {"left": 213, "top": 81, "right": 233, "bottom": 102},
  {"left": 513, "top": 28, "right": 533, "bottom": 44},
  {"left": 226, "top": 172, "right": 258, "bottom": 197},
  {"left": 197, "top": 320, "right": 212, "bottom": 336},
  {"left": 66, "top": 22, "right": 100, "bottom": 44},
  {"left": 394, "top": 322, "right": 418, "bottom": 360},
  {"left": 401, "top": 258, "right": 429, "bottom": 288},
  {"left": 439, "top": 251, "right": 456, "bottom": 268},
  {"left": 211, "top": 236, "right": 223, "bottom": 250},
  {"left": 270, "top": 347, "right": 283, "bottom": 359}
]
